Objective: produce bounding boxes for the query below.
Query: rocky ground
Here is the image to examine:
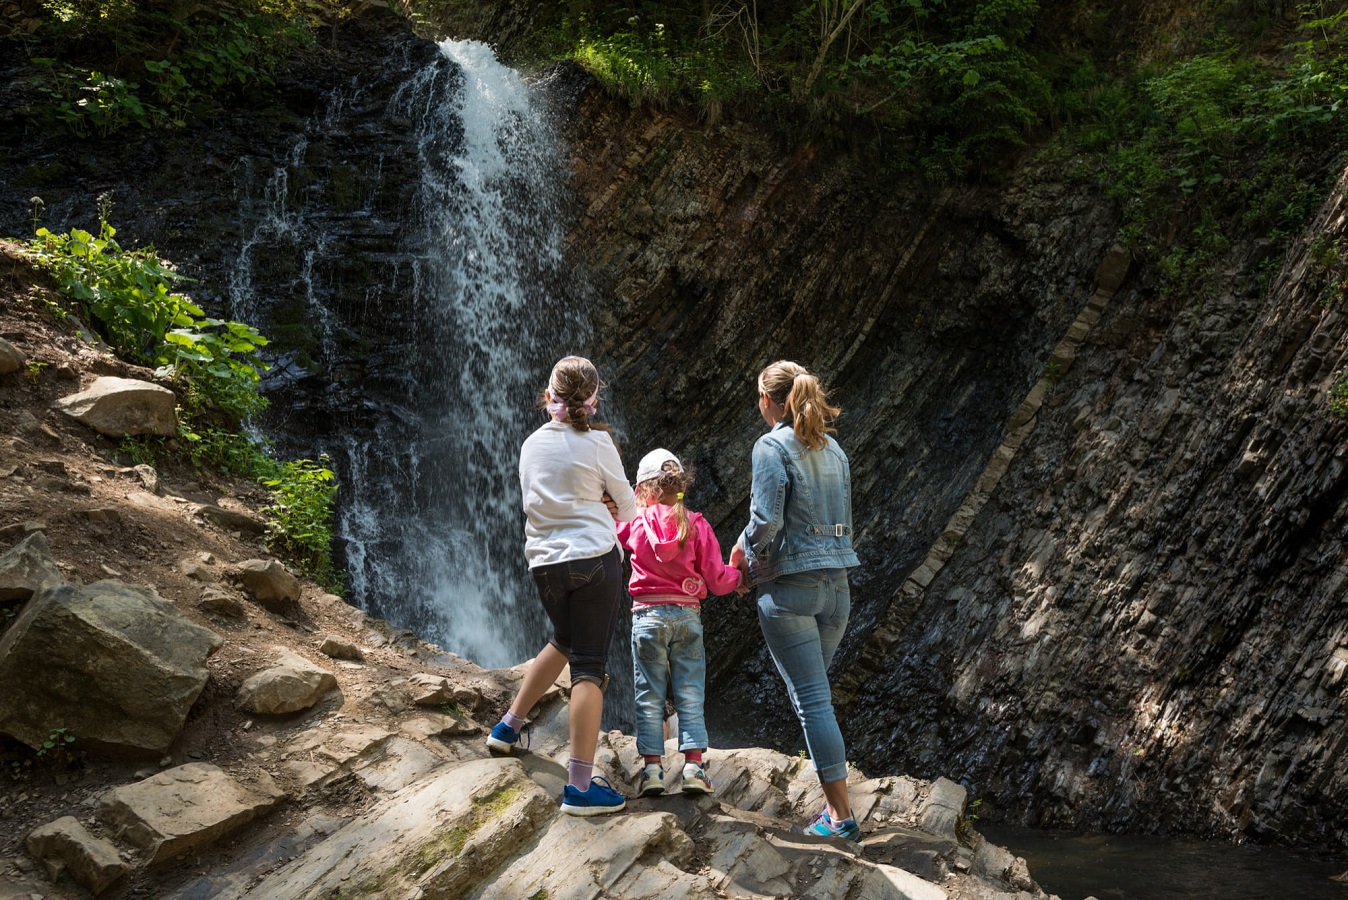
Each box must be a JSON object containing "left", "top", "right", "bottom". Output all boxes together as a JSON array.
[{"left": 0, "top": 241, "right": 1059, "bottom": 899}]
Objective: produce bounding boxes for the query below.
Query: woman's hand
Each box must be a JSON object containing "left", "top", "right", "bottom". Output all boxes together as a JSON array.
[{"left": 601, "top": 492, "right": 619, "bottom": 520}]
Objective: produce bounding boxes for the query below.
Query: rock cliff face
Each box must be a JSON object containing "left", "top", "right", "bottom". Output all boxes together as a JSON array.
[
  {"left": 543, "top": 35, "right": 1348, "bottom": 853},
  {"left": 838, "top": 165, "right": 1348, "bottom": 848}
]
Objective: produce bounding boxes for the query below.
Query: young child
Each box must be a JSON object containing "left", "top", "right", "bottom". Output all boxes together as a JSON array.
[{"left": 618, "top": 448, "right": 744, "bottom": 797}]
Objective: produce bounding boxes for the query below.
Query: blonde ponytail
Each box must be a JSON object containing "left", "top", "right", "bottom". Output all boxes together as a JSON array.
[{"left": 759, "top": 361, "right": 840, "bottom": 451}]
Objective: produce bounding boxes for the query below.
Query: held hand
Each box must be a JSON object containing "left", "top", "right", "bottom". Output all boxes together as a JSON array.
[
  {"left": 601, "top": 492, "right": 619, "bottom": 520},
  {"left": 729, "top": 544, "right": 745, "bottom": 571},
  {"left": 734, "top": 567, "right": 749, "bottom": 597}
]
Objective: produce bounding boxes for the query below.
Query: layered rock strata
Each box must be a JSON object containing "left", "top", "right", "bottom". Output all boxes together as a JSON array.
[{"left": 847, "top": 166, "right": 1348, "bottom": 847}]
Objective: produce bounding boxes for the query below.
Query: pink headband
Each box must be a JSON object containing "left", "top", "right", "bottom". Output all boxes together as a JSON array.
[{"left": 548, "top": 390, "right": 598, "bottom": 422}]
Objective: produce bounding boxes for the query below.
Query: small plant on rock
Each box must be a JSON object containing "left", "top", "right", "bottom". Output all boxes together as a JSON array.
[{"left": 1329, "top": 372, "right": 1348, "bottom": 419}]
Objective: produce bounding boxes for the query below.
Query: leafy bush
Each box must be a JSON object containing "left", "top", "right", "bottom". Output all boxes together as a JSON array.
[
  {"left": 25, "top": 201, "right": 269, "bottom": 422},
  {"left": 22, "top": 5, "right": 310, "bottom": 136},
  {"left": 1063, "top": 4, "right": 1348, "bottom": 295},
  {"left": 262, "top": 457, "right": 340, "bottom": 589}
]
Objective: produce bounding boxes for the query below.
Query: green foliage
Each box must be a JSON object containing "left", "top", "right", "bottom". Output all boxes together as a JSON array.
[
  {"left": 115, "top": 429, "right": 341, "bottom": 588},
  {"left": 28, "top": 63, "right": 153, "bottom": 137},
  {"left": 38, "top": 727, "right": 76, "bottom": 759},
  {"left": 21, "top": 200, "right": 339, "bottom": 589},
  {"left": 1056, "top": 5, "right": 1348, "bottom": 299},
  {"left": 262, "top": 456, "right": 341, "bottom": 590},
  {"left": 553, "top": 15, "right": 758, "bottom": 113},
  {"left": 21, "top": 4, "right": 311, "bottom": 136},
  {"left": 5, "top": 727, "right": 78, "bottom": 783},
  {"left": 538, "top": 0, "right": 1051, "bottom": 165},
  {"left": 1330, "top": 372, "right": 1348, "bottom": 419},
  {"left": 25, "top": 199, "right": 269, "bottom": 422}
]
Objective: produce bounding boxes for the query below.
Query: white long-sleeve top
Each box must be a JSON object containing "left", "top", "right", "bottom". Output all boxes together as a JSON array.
[{"left": 519, "top": 421, "right": 638, "bottom": 569}]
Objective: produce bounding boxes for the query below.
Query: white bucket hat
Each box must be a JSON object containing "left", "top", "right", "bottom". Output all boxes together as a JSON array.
[{"left": 635, "top": 448, "right": 683, "bottom": 485}]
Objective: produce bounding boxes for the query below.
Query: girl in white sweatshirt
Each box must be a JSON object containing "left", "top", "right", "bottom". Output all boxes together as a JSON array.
[{"left": 487, "top": 355, "right": 637, "bottom": 817}]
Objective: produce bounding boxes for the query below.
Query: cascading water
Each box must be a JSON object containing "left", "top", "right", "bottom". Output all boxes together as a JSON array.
[
  {"left": 228, "top": 40, "right": 589, "bottom": 669},
  {"left": 337, "top": 40, "right": 583, "bottom": 667}
]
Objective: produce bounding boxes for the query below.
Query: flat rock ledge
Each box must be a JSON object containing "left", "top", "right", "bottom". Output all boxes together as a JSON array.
[
  {"left": 98, "top": 763, "right": 285, "bottom": 865},
  {"left": 178, "top": 684, "right": 1055, "bottom": 900},
  {"left": 13, "top": 654, "right": 1059, "bottom": 900}
]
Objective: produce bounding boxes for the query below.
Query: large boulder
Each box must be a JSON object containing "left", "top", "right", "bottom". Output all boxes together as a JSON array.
[
  {"left": 98, "top": 763, "right": 285, "bottom": 864},
  {"left": 0, "top": 337, "right": 23, "bottom": 375},
  {"left": 234, "top": 647, "right": 337, "bottom": 715},
  {"left": 0, "top": 531, "right": 63, "bottom": 603},
  {"left": 53, "top": 377, "right": 177, "bottom": 437},
  {"left": 0, "top": 580, "right": 223, "bottom": 756}
]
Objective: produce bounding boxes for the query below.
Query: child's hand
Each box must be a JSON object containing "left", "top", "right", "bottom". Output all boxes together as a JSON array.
[{"left": 734, "top": 567, "right": 749, "bottom": 596}]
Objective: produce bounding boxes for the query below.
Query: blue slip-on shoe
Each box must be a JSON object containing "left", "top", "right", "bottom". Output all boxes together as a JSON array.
[
  {"left": 794, "top": 809, "right": 862, "bottom": 841},
  {"left": 486, "top": 720, "right": 530, "bottom": 755},
  {"left": 560, "top": 776, "right": 627, "bottom": 816}
]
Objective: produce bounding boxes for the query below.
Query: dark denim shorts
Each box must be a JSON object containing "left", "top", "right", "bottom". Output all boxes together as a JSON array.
[{"left": 531, "top": 546, "right": 622, "bottom": 689}]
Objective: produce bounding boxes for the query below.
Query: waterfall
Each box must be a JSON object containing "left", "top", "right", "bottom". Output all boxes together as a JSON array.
[
  {"left": 339, "top": 40, "right": 580, "bottom": 667},
  {"left": 228, "top": 40, "right": 584, "bottom": 668}
]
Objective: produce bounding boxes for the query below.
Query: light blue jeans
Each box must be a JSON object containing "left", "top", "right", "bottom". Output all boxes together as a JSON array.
[
  {"left": 757, "top": 569, "right": 851, "bottom": 784},
  {"left": 632, "top": 604, "right": 708, "bottom": 756}
]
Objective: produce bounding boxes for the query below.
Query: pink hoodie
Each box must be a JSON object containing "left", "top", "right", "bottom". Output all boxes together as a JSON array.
[{"left": 617, "top": 504, "right": 743, "bottom": 606}]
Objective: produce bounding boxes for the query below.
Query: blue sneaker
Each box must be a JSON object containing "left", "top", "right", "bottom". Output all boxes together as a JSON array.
[
  {"left": 560, "top": 776, "right": 626, "bottom": 816},
  {"left": 796, "top": 809, "right": 862, "bottom": 841},
  {"left": 486, "top": 720, "right": 530, "bottom": 754}
]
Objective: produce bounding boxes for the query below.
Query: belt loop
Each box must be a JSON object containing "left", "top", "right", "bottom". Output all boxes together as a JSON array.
[{"left": 834, "top": 524, "right": 847, "bottom": 537}]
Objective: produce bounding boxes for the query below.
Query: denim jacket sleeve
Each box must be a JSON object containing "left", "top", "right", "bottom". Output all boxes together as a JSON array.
[{"left": 738, "top": 433, "right": 788, "bottom": 564}]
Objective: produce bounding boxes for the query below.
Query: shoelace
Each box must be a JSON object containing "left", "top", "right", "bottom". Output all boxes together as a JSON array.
[{"left": 807, "top": 809, "right": 833, "bottom": 832}]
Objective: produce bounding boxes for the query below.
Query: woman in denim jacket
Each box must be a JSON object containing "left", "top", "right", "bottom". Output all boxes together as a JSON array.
[{"left": 730, "top": 360, "right": 862, "bottom": 840}]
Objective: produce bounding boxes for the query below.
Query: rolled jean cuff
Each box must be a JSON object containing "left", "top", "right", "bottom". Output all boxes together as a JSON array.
[
  {"left": 571, "top": 671, "right": 609, "bottom": 692},
  {"left": 816, "top": 760, "right": 849, "bottom": 784}
]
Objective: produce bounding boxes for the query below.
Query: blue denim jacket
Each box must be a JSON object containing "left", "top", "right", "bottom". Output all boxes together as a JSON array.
[{"left": 738, "top": 421, "right": 860, "bottom": 585}]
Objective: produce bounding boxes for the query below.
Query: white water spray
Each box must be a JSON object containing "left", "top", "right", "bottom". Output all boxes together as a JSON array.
[{"left": 333, "top": 40, "right": 579, "bottom": 666}]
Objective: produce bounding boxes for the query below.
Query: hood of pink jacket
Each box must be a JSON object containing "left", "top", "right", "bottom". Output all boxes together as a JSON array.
[{"left": 638, "top": 505, "right": 685, "bottom": 562}]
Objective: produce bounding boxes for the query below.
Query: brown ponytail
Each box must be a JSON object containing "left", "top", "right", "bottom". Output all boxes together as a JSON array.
[
  {"left": 542, "top": 355, "right": 610, "bottom": 434},
  {"left": 758, "top": 360, "right": 840, "bottom": 451}
]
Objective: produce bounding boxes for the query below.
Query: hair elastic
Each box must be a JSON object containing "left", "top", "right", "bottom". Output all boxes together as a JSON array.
[{"left": 547, "top": 390, "right": 598, "bottom": 422}]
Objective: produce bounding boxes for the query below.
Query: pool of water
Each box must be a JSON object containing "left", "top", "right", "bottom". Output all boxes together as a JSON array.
[{"left": 981, "top": 825, "right": 1348, "bottom": 900}]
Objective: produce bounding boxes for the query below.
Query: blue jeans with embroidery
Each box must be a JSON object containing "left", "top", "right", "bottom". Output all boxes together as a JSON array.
[
  {"left": 631, "top": 604, "right": 708, "bottom": 756},
  {"left": 757, "top": 569, "right": 851, "bottom": 783}
]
